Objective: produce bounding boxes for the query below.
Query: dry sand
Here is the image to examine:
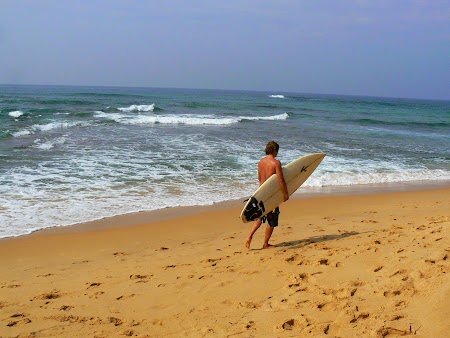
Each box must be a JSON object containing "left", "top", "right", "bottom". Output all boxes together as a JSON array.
[{"left": 0, "top": 187, "right": 449, "bottom": 337}]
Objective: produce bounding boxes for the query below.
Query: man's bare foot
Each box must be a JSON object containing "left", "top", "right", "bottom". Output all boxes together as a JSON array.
[
  {"left": 245, "top": 238, "right": 252, "bottom": 249},
  {"left": 263, "top": 243, "right": 274, "bottom": 249}
]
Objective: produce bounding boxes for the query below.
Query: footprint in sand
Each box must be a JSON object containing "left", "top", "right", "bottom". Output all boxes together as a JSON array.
[
  {"left": 316, "top": 302, "right": 334, "bottom": 311},
  {"left": 390, "top": 269, "right": 408, "bottom": 278},
  {"left": 238, "top": 301, "right": 260, "bottom": 309},
  {"left": 164, "top": 265, "right": 177, "bottom": 270},
  {"left": 383, "top": 290, "right": 402, "bottom": 298},
  {"left": 129, "top": 274, "right": 152, "bottom": 283},
  {"left": 59, "top": 305, "right": 73, "bottom": 311},
  {"left": 123, "top": 329, "right": 135, "bottom": 336},
  {"left": 243, "top": 320, "right": 255, "bottom": 329},
  {"left": 394, "top": 300, "right": 407, "bottom": 308},
  {"left": 377, "top": 326, "right": 416, "bottom": 337},
  {"left": 350, "top": 312, "right": 370, "bottom": 323},
  {"left": 202, "top": 257, "right": 223, "bottom": 267},
  {"left": 37, "top": 273, "right": 55, "bottom": 277},
  {"left": 107, "top": 317, "right": 123, "bottom": 326},
  {"left": 33, "top": 291, "right": 61, "bottom": 301},
  {"left": 72, "top": 260, "right": 90, "bottom": 265},
  {"left": 289, "top": 287, "right": 308, "bottom": 296},
  {"left": 290, "top": 273, "right": 310, "bottom": 283},
  {"left": 285, "top": 254, "right": 298, "bottom": 263},
  {"left": 116, "top": 294, "right": 136, "bottom": 301},
  {"left": 260, "top": 256, "right": 272, "bottom": 263},
  {"left": 88, "top": 291, "right": 105, "bottom": 299},
  {"left": 6, "top": 313, "right": 32, "bottom": 327},
  {"left": 275, "top": 316, "right": 310, "bottom": 332},
  {"left": 3, "top": 284, "right": 21, "bottom": 289},
  {"left": 361, "top": 219, "right": 379, "bottom": 224},
  {"left": 388, "top": 314, "right": 404, "bottom": 321},
  {"left": 86, "top": 282, "right": 101, "bottom": 289},
  {"left": 280, "top": 319, "right": 297, "bottom": 330}
]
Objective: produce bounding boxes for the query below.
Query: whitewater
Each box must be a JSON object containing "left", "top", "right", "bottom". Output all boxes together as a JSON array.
[{"left": 0, "top": 85, "right": 449, "bottom": 238}]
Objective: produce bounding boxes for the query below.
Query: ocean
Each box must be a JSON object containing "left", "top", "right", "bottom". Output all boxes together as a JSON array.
[{"left": 1, "top": 84, "right": 449, "bottom": 238}]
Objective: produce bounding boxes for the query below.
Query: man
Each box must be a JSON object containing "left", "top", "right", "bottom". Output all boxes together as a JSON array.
[{"left": 245, "top": 140, "right": 289, "bottom": 249}]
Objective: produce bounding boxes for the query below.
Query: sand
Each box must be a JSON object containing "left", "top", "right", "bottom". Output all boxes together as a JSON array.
[{"left": 0, "top": 186, "right": 449, "bottom": 337}]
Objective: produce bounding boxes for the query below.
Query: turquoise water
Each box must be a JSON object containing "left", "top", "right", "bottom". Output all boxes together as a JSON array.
[{"left": 1, "top": 85, "right": 449, "bottom": 237}]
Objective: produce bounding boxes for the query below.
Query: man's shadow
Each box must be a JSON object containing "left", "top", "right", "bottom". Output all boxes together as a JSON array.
[{"left": 276, "top": 231, "right": 364, "bottom": 250}]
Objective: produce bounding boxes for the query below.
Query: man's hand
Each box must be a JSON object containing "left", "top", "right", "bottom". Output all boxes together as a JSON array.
[{"left": 275, "top": 160, "right": 289, "bottom": 203}]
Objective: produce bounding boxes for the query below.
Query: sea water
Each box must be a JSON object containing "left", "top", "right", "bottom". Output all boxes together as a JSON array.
[{"left": 1, "top": 85, "right": 449, "bottom": 238}]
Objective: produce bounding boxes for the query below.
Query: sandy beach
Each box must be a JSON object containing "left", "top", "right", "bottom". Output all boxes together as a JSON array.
[{"left": 0, "top": 186, "right": 449, "bottom": 337}]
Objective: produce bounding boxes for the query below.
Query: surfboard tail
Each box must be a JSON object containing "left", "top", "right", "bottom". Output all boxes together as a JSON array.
[{"left": 241, "top": 196, "right": 266, "bottom": 223}]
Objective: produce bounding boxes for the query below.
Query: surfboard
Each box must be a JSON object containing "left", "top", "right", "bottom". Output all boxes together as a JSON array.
[{"left": 240, "top": 153, "right": 326, "bottom": 223}]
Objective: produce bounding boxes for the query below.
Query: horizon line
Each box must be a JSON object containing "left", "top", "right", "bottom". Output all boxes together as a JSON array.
[{"left": 1, "top": 83, "right": 448, "bottom": 102}]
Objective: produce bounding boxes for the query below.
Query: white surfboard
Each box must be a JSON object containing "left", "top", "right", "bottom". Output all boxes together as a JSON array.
[{"left": 240, "top": 153, "right": 326, "bottom": 223}]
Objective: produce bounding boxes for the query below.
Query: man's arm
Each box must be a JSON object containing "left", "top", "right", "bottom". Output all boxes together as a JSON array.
[{"left": 275, "top": 160, "right": 289, "bottom": 202}]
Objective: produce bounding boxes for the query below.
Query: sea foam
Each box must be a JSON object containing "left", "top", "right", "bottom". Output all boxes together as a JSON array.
[
  {"left": 12, "top": 130, "right": 32, "bottom": 137},
  {"left": 12, "top": 121, "right": 88, "bottom": 137},
  {"left": 33, "top": 137, "right": 67, "bottom": 150},
  {"left": 118, "top": 104, "right": 155, "bottom": 112},
  {"left": 8, "top": 110, "right": 24, "bottom": 118}
]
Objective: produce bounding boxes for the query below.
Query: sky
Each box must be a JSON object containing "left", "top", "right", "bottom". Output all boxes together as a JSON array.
[{"left": 0, "top": 0, "right": 448, "bottom": 99}]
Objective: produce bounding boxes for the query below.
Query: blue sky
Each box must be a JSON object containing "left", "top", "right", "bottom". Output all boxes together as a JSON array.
[{"left": 0, "top": 0, "right": 448, "bottom": 99}]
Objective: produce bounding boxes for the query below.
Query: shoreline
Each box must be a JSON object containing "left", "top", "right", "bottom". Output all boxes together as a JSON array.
[
  {"left": 1, "top": 179, "right": 449, "bottom": 241},
  {"left": 0, "top": 184, "right": 449, "bottom": 336}
]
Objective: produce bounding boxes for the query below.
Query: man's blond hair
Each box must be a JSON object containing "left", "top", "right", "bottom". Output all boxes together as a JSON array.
[{"left": 265, "top": 140, "right": 279, "bottom": 155}]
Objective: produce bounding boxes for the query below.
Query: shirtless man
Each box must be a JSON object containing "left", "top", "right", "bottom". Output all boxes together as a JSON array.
[{"left": 245, "top": 141, "right": 289, "bottom": 249}]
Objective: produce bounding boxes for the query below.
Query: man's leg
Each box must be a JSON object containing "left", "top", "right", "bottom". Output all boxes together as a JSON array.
[
  {"left": 263, "top": 225, "right": 274, "bottom": 248},
  {"left": 246, "top": 218, "right": 262, "bottom": 249}
]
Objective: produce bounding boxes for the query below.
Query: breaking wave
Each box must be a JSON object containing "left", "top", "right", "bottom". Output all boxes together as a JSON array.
[
  {"left": 8, "top": 110, "right": 24, "bottom": 118},
  {"left": 117, "top": 104, "right": 155, "bottom": 112},
  {"left": 95, "top": 112, "right": 289, "bottom": 126}
]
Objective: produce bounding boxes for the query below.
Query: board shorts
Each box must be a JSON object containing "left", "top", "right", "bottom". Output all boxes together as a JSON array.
[{"left": 262, "top": 207, "right": 280, "bottom": 227}]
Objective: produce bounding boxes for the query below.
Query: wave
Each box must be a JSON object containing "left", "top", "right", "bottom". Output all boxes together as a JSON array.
[
  {"left": 306, "top": 168, "right": 450, "bottom": 188},
  {"left": 12, "top": 130, "right": 32, "bottom": 137},
  {"left": 241, "top": 113, "right": 289, "bottom": 121},
  {"left": 32, "top": 122, "right": 82, "bottom": 132},
  {"left": 95, "top": 112, "right": 289, "bottom": 126},
  {"left": 269, "top": 95, "right": 285, "bottom": 99},
  {"left": 8, "top": 110, "right": 24, "bottom": 118},
  {"left": 32, "top": 137, "right": 67, "bottom": 150},
  {"left": 345, "top": 118, "right": 450, "bottom": 129},
  {"left": 118, "top": 104, "right": 155, "bottom": 112},
  {"left": 12, "top": 121, "right": 88, "bottom": 137},
  {"left": 8, "top": 111, "right": 289, "bottom": 138}
]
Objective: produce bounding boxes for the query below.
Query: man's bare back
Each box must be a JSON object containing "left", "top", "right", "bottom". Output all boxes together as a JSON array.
[{"left": 258, "top": 155, "right": 289, "bottom": 202}]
